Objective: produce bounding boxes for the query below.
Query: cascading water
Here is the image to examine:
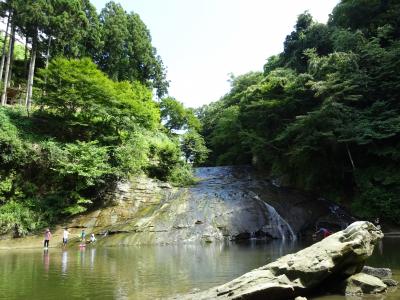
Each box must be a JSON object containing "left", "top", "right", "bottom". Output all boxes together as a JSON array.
[
  {"left": 264, "top": 202, "right": 296, "bottom": 241},
  {"left": 251, "top": 193, "right": 296, "bottom": 241}
]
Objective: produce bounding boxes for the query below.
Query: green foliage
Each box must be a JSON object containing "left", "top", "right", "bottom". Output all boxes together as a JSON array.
[
  {"left": 37, "top": 57, "right": 160, "bottom": 136},
  {"left": 0, "top": 201, "right": 43, "bottom": 237},
  {"left": 0, "top": 108, "right": 29, "bottom": 170},
  {"left": 200, "top": 0, "right": 400, "bottom": 224},
  {"left": 160, "top": 97, "right": 201, "bottom": 131},
  {"left": 98, "top": 1, "right": 168, "bottom": 97},
  {"left": 167, "top": 164, "right": 196, "bottom": 187},
  {"left": 0, "top": 1, "right": 201, "bottom": 235},
  {"left": 147, "top": 134, "right": 182, "bottom": 180},
  {"left": 47, "top": 141, "right": 112, "bottom": 188},
  {"left": 0, "top": 55, "right": 195, "bottom": 234},
  {"left": 181, "top": 130, "right": 209, "bottom": 166},
  {"left": 113, "top": 131, "right": 150, "bottom": 176}
]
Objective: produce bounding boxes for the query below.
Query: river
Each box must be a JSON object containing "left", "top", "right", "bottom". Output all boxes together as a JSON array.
[{"left": 0, "top": 238, "right": 398, "bottom": 300}]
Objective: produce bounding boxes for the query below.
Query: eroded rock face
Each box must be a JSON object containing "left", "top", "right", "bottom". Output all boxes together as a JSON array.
[
  {"left": 69, "top": 167, "right": 301, "bottom": 246},
  {"left": 0, "top": 166, "right": 358, "bottom": 248},
  {"left": 66, "top": 167, "right": 355, "bottom": 246},
  {"left": 173, "top": 221, "right": 383, "bottom": 300}
]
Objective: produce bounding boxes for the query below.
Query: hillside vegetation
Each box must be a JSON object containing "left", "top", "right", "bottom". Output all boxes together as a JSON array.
[
  {"left": 198, "top": 0, "right": 400, "bottom": 223},
  {"left": 0, "top": 1, "right": 207, "bottom": 236}
]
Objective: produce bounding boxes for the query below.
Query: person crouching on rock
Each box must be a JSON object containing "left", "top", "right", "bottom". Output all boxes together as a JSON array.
[
  {"left": 313, "top": 227, "right": 332, "bottom": 239},
  {"left": 90, "top": 233, "right": 96, "bottom": 243}
]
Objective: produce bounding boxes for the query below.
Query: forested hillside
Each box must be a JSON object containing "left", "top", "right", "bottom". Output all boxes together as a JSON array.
[
  {"left": 198, "top": 0, "right": 400, "bottom": 223},
  {"left": 0, "top": 0, "right": 206, "bottom": 236}
]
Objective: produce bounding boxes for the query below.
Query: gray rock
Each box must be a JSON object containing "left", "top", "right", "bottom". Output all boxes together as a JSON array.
[
  {"left": 362, "top": 265, "right": 392, "bottom": 279},
  {"left": 172, "top": 221, "right": 383, "bottom": 299},
  {"left": 339, "top": 273, "right": 387, "bottom": 295},
  {"left": 382, "top": 278, "right": 398, "bottom": 286}
]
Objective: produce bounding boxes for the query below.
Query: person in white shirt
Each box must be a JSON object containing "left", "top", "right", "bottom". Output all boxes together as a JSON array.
[
  {"left": 62, "top": 228, "right": 69, "bottom": 247},
  {"left": 90, "top": 233, "right": 96, "bottom": 243}
]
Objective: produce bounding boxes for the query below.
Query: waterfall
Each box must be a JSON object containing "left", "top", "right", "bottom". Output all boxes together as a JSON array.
[
  {"left": 251, "top": 193, "right": 296, "bottom": 241},
  {"left": 263, "top": 202, "right": 296, "bottom": 241}
]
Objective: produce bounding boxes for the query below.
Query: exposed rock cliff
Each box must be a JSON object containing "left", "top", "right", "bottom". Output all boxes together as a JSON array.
[
  {"left": 0, "top": 166, "right": 355, "bottom": 248},
  {"left": 68, "top": 167, "right": 353, "bottom": 246}
]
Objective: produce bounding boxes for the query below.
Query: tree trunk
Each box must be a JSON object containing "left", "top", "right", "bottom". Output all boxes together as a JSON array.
[
  {"left": 0, "top": 12, "right": 11, "bottom": 83},
  {"left": 346, "top": 143, "right": 356, "bottom": 171},
  {"left": 24, "top": 36, "right": 29, "bottom": 74},
  {"left": 21, "top": 37, "right": 29, "bottom": 105},
  {"left": 7, "top": 26, "right": 15, "bottom": 87},
  {"left": 45, "top": 36, "right": 51, "bottom": 69},
  {"left": 1, "top": 21, "right": 14, "bottom": 105},
  {"left": 25, "top": 30, "right": 37, "bottom": 113},
  {"left": 43, "top": 36, "right": 52, "bottom": 97}
]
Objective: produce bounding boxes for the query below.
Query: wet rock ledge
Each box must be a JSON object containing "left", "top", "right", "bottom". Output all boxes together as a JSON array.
[{"left": 174, "top": 222, "right": 392, "bottom": 300}]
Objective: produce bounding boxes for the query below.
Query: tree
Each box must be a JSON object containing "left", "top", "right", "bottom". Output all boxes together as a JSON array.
[
  {"left": 160, "top": 97, "right": 200, "bottom": 131},
  {"left": 12, "top": 0, "right": 51, "bottom": 111},
  {"left": 1, "top": 13, "right": 15, "bottom": 105},
  {"left": 37, "top": 57, "right": 160, "bottom": 138},
  {"left": 181, "top": 130, "right": 209, "bottom": 165},
  {"left": 98, "top": 1, "right": 168, "bottom": 97},
  {"left": 0, "top": 2, "right": 11, "bottom": 85}
]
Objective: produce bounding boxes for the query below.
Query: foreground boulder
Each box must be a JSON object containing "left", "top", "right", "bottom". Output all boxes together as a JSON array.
[
  {"left": 338, "top": 273, "right": 387, "bottom": 295},
  {"left": 361, "top": 266, "right": 392, "bottom": 279},
  {"left": 361, "top": 266, "right": 398, "bottom": 287},
  {"left": 174, "top": 221, "right": 383, "bottom": 300}
]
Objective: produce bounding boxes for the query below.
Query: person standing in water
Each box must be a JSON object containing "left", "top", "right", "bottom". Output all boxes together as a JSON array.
[
  {"left": 62, "top": 228, "right": 69, "bottom": 247},
  {"left": 44, "top": 228, "right": 52, "bottom": 248},
  {"left": 80, "top": 229, "right": 86, "bottom": 245}
]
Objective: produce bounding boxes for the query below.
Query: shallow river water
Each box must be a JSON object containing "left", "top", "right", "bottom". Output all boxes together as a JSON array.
[{"left": 0, "top": 238, "right": 398, "bottom": 300}]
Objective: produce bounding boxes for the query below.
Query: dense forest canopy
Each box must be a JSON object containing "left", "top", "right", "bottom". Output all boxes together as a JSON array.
[
  {"left": 0, "top": 0, "right": 207, "bottom": 236},
  {"left": 198, "top": 0, "right": 400, "bottom": 224}
]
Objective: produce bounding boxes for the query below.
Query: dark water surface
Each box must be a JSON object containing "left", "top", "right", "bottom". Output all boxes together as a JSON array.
[{"left": 0, "top": 238, "right": 398, "bottom": 300}]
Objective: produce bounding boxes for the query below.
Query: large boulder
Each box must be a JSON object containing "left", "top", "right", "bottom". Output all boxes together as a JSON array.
[{"left": 174, "top": 221, "right": 383, "bottom": 300}]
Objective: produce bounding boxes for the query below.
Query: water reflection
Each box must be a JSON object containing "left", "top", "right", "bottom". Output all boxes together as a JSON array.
[
  {"left": 90, "top": 248, "right": 96, "bottom": 270},
  {"left": 78, "top": 246, "right": 85, "bottom": 268},
  {"left": 61, "top": 250, "right": 68, "bottom": 274},
  {"left": 43, "top": 249, "right": 50, "bottom": 273}
]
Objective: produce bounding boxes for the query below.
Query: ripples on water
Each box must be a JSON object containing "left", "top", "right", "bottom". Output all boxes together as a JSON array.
[{"left": 0, "top": 238, "right": 398, "bottom": 300}]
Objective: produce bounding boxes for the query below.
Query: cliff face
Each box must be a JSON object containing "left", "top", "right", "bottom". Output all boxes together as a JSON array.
[
  {"left": 0, "top": 166, "right": 355, "bottom": 249},
  {"left": 66, "top": 166, "right": 354, "bottom": 246}
]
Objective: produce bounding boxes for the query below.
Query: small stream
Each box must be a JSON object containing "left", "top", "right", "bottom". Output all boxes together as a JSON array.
[{"left": 0, "top": 238, "right": 398, "bottom": 300}]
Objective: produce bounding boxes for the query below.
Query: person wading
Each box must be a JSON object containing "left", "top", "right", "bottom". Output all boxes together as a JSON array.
[{"left": 44, "top": 228, "right": 52, "bottom": 249}]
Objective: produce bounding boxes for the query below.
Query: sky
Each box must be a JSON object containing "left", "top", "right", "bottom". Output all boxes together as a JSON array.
[{"left": 92, "top": 0, "right": 340, "bottom": 108}]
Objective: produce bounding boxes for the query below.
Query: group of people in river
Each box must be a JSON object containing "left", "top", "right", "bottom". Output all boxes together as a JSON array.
[{"left": 43, "top": 228, "right": 96, "bottom": 249}]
